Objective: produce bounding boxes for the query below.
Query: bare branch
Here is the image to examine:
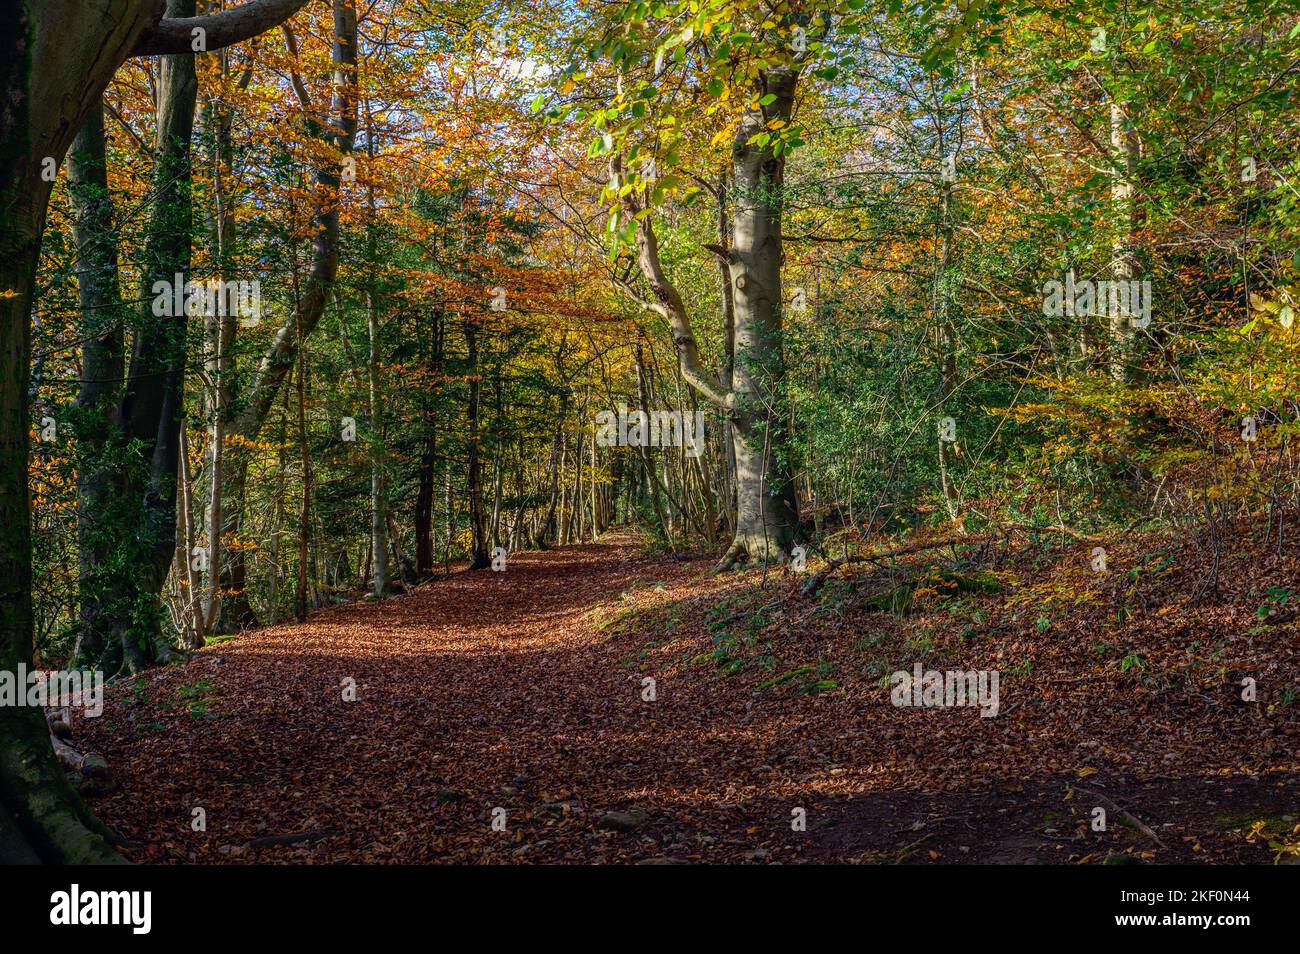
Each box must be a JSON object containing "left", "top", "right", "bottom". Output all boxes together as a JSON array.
[{"left": 132, "top": 0, "right": 311, "bottom": 56}]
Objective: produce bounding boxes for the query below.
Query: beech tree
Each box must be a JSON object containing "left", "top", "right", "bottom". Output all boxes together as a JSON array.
[
  {"left": 1, "top": 0, "right": 310, "bottom": 866},
  {"left": 554, "top": 1, "right": 844, "bottom": 567}
]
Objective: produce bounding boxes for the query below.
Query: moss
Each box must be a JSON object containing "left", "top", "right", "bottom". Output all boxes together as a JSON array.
[{"left": 1213, "top": 811, "right": 1296, "bottom": 834}]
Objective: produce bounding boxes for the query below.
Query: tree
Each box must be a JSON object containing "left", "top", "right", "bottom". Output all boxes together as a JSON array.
[
  {"left": 0, "top": 0, "right": 310, "bottom": 866},
  {"left": 553, "top": 1, "right": 845, "bottom": 567}
]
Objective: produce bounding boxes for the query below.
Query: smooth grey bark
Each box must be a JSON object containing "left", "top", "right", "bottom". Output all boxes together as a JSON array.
[
  {"left": 178, "top": 425, "right": 202, "bottom": 638},
  {"left": 133, "top": 0, "right": 311, "bottom": 55},
  {"left": 198, "top": 57, "right": 252, "bottom": 640},
  {"left": 716, "top": 176, "right": 738, "bottom": 535},
  {"left": 362, "top": 99, "right": 389, "bottom": 596},
  {"left": 720, "top": 67, "right": 800, "bottom": 566},
  {"left": 616, "top": 65, "right": 801, "bottom": 568}
]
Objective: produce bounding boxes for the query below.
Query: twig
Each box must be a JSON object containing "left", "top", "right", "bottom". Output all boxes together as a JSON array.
[
  {"left": 1068, "top": 784, "right": 1166, "bottom": 850},
  {"left": 892, "top": 831, "right": 936, "bottom": 864},
  {"left": 243, "top": 829, "right": 339, "bottom": 850}
]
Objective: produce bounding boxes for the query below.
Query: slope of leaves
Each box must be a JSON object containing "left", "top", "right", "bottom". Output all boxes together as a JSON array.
[{"left": 74, "top": 524, "right": 1300, "bottom": 864}]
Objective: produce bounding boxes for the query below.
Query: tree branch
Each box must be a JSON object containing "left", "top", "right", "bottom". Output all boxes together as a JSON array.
[
  {"left": 132, "top": 0, "right": 311, "bottom": 56},
  {"left": 613, "top": 154, "right": 731, "bottom": 409}
]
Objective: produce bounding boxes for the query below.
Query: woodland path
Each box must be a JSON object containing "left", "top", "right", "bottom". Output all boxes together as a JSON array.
[{"left": 76, "top": 535, "right": 1300, "bottom": 864}]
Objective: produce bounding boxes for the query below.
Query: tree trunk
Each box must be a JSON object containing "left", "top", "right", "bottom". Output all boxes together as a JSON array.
[
  {"left": 199, "top": 59, "right": 245, "bottom": 636},
  {"left": 0, "top": 213, "right": 124, "bottom": 864},
  {"left": 202, "top": 314, "right": 228, "bottom": 636},
  {"left": 178, "top": 427, "right": 202, "bottom": 644},
  {"left": 933, "top": 110, "right": 960, "bottom": 519},
  {"left": 267, "top": 394, "right": 289, "bottom": 622},
  {"left": 67, "top": 99, "right": 127, "bottom": 665},
  {"left": 0, "top": 0, "right": 150, "bottom": 867},
  {"left": 415, "top": 439, "right": 436, "bottom": 574},
  {"left": 415, "top": 308, "right": 443, "bottom": 574},
  {"left": 618, "top": 67, "right": 800, "bottom": 568},
  {"left": 489, "top": 384, "right": 505, "bottom": 549},
  {"left": 82, "top": 0, "right": 199, "bottom": 673},
  {"left": 1108, "top": 100, "right": 1141, "bottom": 383},
  {"left": 717, "top": 68, "right": 799, "bottom": 567},
  {"left": 367, "top": 284, "right": 389, "bottom": 595},
  {"left": 294, "top": 340, "right": 312, "bottom": 622},
  {"left": 717, "top": 176, "right": 738, "bottom": 534},
  {"left": 465, "top": 320, "right": 490, "bottom": 568}
]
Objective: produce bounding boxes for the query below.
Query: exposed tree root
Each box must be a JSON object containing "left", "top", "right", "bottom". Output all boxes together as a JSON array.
[
  {"left": 0, "top": 707, "right": 125, "bottom": 864},
  {"left": 711, "top": 532, "right": 794, "bottom": 574}
]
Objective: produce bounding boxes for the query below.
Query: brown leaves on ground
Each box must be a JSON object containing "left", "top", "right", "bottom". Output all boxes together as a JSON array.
[{"left": 76, "top": 526, "right": 1300, "bottom": 864}]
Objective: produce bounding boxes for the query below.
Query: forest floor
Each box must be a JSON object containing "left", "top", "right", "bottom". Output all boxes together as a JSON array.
[{"left": 76, "top": 525, "right": 1300, "bottom": 864}]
